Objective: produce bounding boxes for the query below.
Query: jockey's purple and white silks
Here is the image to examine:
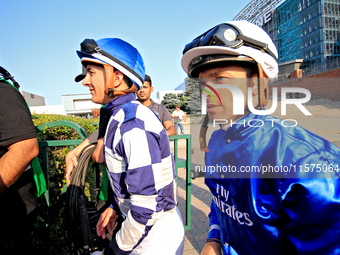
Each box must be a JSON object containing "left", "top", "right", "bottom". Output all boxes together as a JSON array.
[{"left": 103, "top": 93, "right": 183, "bottom": 254}]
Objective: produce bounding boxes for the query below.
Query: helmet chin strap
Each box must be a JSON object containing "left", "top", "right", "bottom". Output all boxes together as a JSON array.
[
  {"left": 102, "top": 64, "right": 138, "bottom": 98},
  {"left": 256, "top": 63, "right": 268, "bottom": 110},
  {"left": 244, "top": 62, "right": 268, "bottom": 112}
]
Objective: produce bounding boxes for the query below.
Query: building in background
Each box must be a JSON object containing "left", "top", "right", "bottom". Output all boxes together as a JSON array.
[
  {"left": 175, "top": 81, "right": 186, "bottom": 90},
  {"left": 62, "top": 94, "right": 102, "bottom": 118},
  {"left": 233, "top": 0, "right": 282, "bottom": 48},
  {"left": 154, "top": 81, "right": 186, "bottom": 104},
  {"left": 21, "top": 90, "right": 45, "bottom": 107},
  {"left": 21, "top": 90, "right": 66, "bottom": 115},
  {"left": 233, "top": 0, "right": 340, "bottom": 76},
  {"left": 28, "top": 93, "right": 102, "bottom": 117}
]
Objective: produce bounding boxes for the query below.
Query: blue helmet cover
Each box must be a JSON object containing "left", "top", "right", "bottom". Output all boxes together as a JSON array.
[{"left": 77, "top": 38, "right": 145, "bottom": 89}]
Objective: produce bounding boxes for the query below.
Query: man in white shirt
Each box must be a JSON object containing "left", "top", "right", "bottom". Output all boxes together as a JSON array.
[{"left": 172, "top": 105, "right": 185, "bottom": 135}]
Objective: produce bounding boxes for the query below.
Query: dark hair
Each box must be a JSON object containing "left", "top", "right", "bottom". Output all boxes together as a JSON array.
[
  {"left": 196, "top": 61, "right": 257, "bottom": 79},
  {"left": 145, "top": 74, "right": 152, "bottom": 87},
  {"left": 124, "top": 76, "right": 133, "bottom": 88},
  {"left": 240, "top": 62, "right": 258, "bottom": 78},
  {"left": 84, "top": 61, "right": 133, "bottom": 88}
]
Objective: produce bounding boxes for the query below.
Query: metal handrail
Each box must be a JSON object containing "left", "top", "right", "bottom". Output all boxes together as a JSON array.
[
  {"left": 169, "top": 134, "right": 192, "bottom": 231},
  {"left": 36, "top": 120, "right": 87, "bottom": 255}
]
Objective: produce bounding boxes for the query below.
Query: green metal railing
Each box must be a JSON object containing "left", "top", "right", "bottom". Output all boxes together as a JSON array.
[
  {"left": 169, "top": 134, "right": 192, "bottom": 231},
  {"left": 36, "top": 121, "right": 192, "bottom": 252},
  {"left": 36, "top": 121, "right": 87, "bottom": 254},
  {"left": 37, "top": 120, "right": 87, "bottom": 205}
]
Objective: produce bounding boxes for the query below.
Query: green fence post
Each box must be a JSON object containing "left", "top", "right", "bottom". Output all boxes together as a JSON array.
[
  {"left": 41, "top": 146, "right": 51, "bottom": 255},
  {"left": 170, "top": 134, "right": 192, "bottom": 231},
  {"left": 186, "top": 135, "right": 192, "bottom": 231},
  {"left": 174, "top": 138, "right": 178, "bottom": 184}
]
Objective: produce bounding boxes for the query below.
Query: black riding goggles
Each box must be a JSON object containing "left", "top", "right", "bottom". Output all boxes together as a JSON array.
[
  {"left": 79, "top": 39, "right": 143, "bottom": 84},
  {"left": 183, "top": 23, "right": 278, "bottom": 63},
  {"left": 0, "top": 66, "right": 20, "bottom": 89},
  {"left": 0, "top": 66, "right": 11, "bottom": 80}
]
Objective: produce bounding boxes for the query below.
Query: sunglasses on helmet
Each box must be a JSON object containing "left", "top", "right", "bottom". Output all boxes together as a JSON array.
[
  {"left": 80, "top": 39, "right": 143, "bottom": 84},
  {"left": 183, "top": 23, "right": 278, "bottom": 63}
]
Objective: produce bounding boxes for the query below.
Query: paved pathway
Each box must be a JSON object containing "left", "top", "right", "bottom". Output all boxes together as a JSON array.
[{"left": 178, "top": 168, "right": 211, "bottom": 255}]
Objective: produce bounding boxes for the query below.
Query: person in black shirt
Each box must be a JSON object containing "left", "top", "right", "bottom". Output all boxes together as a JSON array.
[{"left": 0, "top": 68, "right": 39, "bottom": 255}]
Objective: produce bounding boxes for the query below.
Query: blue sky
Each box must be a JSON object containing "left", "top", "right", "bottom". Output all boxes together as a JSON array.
[{"left": 1, "top": 0, "right": 250, "bottom": 105}]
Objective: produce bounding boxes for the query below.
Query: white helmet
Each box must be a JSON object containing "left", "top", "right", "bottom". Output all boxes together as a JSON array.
[{"left": 181, "top": 21, "right": 278, "bottom": 84}]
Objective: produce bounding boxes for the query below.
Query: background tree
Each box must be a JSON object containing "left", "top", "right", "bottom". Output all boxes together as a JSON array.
[
  {"left": 184, "top": 77, "right": 201, "bottom": 115},
  {"left": 160, "top": 77, "right": 202, "bottom": 115},
  {"left": 161, "top": 93, "right": 191, "bottom": 114},
  {"left": 178, "top": 93, "right": 190, "bottom": 113},
  {"left": 161, "top": 93, "right": 180, "bottom": 114}
]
